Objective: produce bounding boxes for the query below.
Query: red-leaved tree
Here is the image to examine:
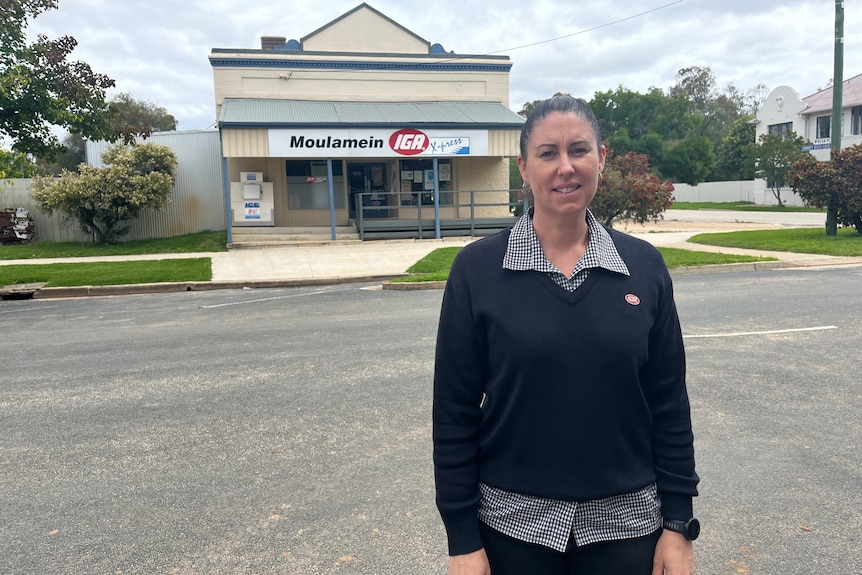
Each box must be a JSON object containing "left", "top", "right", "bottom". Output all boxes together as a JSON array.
[
  {"left": 787, "top": 144, "right": 862, "bottom": 234},
  {"left": 590, "top": 148, "right": 675, "bottom": 227}
]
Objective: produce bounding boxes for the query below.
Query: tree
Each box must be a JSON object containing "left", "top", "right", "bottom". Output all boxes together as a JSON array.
[
  {"left": 590, "top": 86, "right": 695, "bottom": 143},
  {"left": 109, "top": 92, "right": 178, "bottom": 143},
  {"left": 712, "top": 116, "right": 756, "bottom": 181},
  {"left": 518, "top": 92, "right": 572, "bottom": 117},
  {"left": 590, "top": 149, "right": 675, "bottom": 227},
  {"left": 660, "top": 136, "right": 715, "bottom": 185},
  {"left": 788, "top": 145, "right": 862, "bottom": 234},
  {"left": 35, "top": 132, "right": 86, "bottom": 175},
  {"left": 589, "top": 86, "right": 716, "bottom": 185},
  {"left": 37, "top": 93, "right": 178, "bottom": 174},
  {"left": 669, "top": 66, "right": 717, "bottom": 113},
  {"left": 748, "top": 132, "right": 809, "bottom": 206},
  {"left": 1, "top": 0, "right": 116, "bottom": 160},
  {"left": 666, "top": 65, "right": 768, "bottom": 179},
  {"left": 0, "top": 147, "right": 45, "bottom": 178},
  {"left": 32, "top": 143, "right": 178, "bottom": 243}
]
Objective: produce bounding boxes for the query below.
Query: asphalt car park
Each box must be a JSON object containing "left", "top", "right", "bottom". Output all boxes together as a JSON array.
[{"left": 1, "top": 265, "right": 860, "bottom": 575}]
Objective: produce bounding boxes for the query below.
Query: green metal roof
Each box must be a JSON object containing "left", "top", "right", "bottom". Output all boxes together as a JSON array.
[{"left": 218, "top": 99, "right": 525, "bottom": 129}]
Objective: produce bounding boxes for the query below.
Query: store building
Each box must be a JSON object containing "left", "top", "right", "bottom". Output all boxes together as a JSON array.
[{"left": 209, "top": 3, "right": 525, "bottom": 243}]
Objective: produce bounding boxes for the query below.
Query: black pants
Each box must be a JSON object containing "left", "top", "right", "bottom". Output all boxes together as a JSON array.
[{"left": 479, "top": 521, "right": 662, "bottom": 575}]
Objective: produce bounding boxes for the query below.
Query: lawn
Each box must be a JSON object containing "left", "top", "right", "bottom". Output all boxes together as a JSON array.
[
  {"left": 391, "top": 246, "right": 775, "bottom": 283},
  {"left": 688, "top": 227, "right": 862, "bottom": 256},
  {"left": 670, "top": 201, "right": 825, "bottom": 213},
  {"left": 0, "top": 230, "right": 227, "bottom": 260},
  {"left": 0, "top": 258, "right": 212, "bottom": 287}
]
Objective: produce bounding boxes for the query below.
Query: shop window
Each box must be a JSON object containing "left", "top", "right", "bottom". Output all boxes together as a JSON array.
[
  {"left": 397, "top": 159, "right": 453, "bottom": 206},
  {"left": 285, "top": 160, "right": 346, "bottom": 210}
]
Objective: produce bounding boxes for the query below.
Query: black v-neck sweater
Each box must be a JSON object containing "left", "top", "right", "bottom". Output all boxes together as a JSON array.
[{"left": 433, "top": 228, "right": 699, "bottom": 555}]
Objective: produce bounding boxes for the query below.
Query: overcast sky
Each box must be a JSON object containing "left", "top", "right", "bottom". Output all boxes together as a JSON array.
[{"left": 26, "top": 0, "right": 862, "bottom": 131}]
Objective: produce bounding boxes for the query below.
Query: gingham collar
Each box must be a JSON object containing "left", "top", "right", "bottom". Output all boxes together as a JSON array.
[{"left": 503, "top": 208, "right": 630, "bottom": 277}]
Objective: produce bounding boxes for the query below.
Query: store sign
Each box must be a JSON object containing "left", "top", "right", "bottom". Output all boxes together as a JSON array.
[
  {"left": 390, "top": 129, "right": 429, "bottom": 155},
  {"left": 268, "top": 128, "right": 488, "bottom": 158}
]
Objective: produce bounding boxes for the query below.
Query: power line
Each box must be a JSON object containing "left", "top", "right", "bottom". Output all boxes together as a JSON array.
[{"left": 436, "top": 0, "right": 686, "bottom": 63}]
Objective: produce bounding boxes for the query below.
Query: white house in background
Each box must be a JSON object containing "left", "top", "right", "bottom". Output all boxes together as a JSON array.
[
  {"left": 750, "top": 73, "right": 862, "bottom": 205},
  {"left": 755, "top": 73, "right": 862, "bottom": 161}
]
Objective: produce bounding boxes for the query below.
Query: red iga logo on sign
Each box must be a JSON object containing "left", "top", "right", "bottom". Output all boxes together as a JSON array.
[{"left": 389, "top": 129, "right": 429, "bottom": 156}]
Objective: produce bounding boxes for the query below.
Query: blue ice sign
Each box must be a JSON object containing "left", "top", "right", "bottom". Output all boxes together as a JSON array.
[{"left": 244, "top": 202, "right": 261, "bottom": 219}]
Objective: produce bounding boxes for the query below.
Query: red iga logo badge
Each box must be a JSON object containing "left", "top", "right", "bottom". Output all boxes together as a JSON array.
[
  {"left": 389, "top": 129, "right": 429, "bottom": 156},
  {"left": 625, "top": 294, "right": 641, "bottom": 306}
]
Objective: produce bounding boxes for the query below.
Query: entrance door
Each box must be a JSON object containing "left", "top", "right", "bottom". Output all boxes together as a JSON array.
[{"left": 348, "top": 162, "right": 388, "bottom": 219}]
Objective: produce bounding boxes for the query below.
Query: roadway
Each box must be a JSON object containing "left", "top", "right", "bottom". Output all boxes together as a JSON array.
[{"left": 1, "top": 265, "right": 860, "bottom": 574}]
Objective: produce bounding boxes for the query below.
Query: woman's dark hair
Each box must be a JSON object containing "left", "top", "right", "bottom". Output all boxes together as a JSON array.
[{"left": 519, "top": 95, "right": 602, "bottom": 159}]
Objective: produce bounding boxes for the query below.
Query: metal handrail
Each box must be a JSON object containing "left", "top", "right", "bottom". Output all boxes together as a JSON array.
[{"left": 354, "top": 189, "right": 519, "bottom": 239}]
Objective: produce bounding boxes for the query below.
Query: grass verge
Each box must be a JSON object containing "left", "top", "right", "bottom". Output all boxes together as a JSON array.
[
  {"left": 0, "top": 230, "right": 227, "bottom": 260},
  {"left": 689, "top": 227, "right": 862, "bottom": 256},
  {"left": 390, "top": 246, "right": 775, "bottom": 283},
  {"left": 0, "top": 258, "right": 212, "bottom": 287},
  {"left": 670, "top": 201, "right": 825, "bottom": 213}
]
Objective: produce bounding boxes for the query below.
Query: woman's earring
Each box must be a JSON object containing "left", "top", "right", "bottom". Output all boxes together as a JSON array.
[{"left": 520, "top": 181, "right": 533, "bottom": 205}]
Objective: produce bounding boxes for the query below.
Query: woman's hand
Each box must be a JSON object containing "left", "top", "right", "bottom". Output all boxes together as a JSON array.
[
  {"left": 652, "top": 530, "right": 695, "bottom": 575},
  {"left": 448, "top": 548, "right": 491, "bottom": 575}
]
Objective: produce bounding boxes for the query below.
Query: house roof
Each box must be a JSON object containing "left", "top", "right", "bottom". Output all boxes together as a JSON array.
[
  {"left": 802, "top": 72, "right": 862, "bottom": 114},
  {"left": 218, "top": 99, "right": 526, "bottom": 129},
  {"left": 301, "top": 3, "right": 429, "bottom": 48}
]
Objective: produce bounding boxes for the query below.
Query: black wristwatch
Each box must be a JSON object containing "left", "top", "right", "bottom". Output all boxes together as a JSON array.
[{"left": 662, "top": 517, "right": 700, "bottom": 541}]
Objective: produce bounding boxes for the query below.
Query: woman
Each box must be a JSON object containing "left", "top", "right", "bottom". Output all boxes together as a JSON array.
[{"left": 432, "top": 95, "right": 699, "bottom": 575}]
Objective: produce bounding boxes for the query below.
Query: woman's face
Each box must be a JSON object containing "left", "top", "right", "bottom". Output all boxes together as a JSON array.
[{"left": 517, "top": 111, "right": 606, "bottom": 221}]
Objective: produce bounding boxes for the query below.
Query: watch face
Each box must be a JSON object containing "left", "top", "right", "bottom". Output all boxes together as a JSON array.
[{"left": 686, "top": 518, "right": 701, "bottom": 540}]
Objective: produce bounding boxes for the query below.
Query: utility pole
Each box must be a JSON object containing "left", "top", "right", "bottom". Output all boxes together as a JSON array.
[{"left": 827, "top": 0, "right": 844, "bottom": 236}]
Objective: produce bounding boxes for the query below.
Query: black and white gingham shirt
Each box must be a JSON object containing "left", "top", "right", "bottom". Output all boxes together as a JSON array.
[{"left": 479, "top": 208, "right": 660, "bottom": 552}]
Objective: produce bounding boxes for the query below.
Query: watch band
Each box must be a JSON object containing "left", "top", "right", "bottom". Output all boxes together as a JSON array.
[{"left": 662, "top": 517, "right": 700, "bottom": 541}]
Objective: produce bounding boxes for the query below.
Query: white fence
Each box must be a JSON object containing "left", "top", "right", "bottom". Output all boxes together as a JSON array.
[
  {"left": 672, "top": 180, "right": 806, "bottom": 207},
  {"left": 0, "top": 130, "right": 226, "bottom": 244}
]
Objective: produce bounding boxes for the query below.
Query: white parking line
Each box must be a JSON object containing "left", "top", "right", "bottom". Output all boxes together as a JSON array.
[
  {"left": 684, "top": 326, "right": 838, "bottom": 339},
  {"left": 0, "top": 305, "right": 61, "bottom": 315},
  {"left": 199, "top": 286, "right": 353, "bottom": 308}
]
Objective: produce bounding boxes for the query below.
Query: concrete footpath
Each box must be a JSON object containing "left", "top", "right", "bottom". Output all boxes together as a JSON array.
[{"left": 2, "top": 210, "right": 861, "bottom": 298}]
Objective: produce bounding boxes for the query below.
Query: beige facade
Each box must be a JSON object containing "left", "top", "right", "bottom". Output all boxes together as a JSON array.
[{"left": 209, "top": 2, "right": 524, "bottom": 237}]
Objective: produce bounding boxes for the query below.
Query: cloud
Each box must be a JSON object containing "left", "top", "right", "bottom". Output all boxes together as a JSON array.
[{"left": 23, "top": 0, "right": 861, "bottom": 130}]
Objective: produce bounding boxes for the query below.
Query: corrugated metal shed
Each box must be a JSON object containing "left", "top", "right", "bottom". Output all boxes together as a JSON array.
[
  {"left": 218, "top": 99, "right": 525, "bottom": 128},
  {"left": 85, "top": 130, "right": 225, "bottom": 241}
]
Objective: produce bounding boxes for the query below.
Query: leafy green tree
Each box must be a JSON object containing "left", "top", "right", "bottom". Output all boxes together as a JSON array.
[
  {"left": 0, "top": 147, "right": 45, "bottom": 178},
  {"left": 788, "top": 145, "right": 862, "bottom": 234},
  {"left": 712, "top": 116, "right": 756, "bottom": 181},
  {"left": 518, "top": 92, "right": 572, "bottom": 117},
  {"left": 32, "top": 143, "right": 178, "bottom": 243},
  {"left": 661, "top": 136, "right": 715, "bottom": 185},
  {"left": 589, "top": 86, "right": 717, "bottom": 184},
  {"left": 38, "top": 93, "right": 178, "bottom": 174},
  {"left": 109, "top": 92, "right": 178, "bottom": 143},
  {"left": 748, "top": 133, "right": 809, "bottom": 206},
  {"left": 590, "top": 86, "right": 695, "bottom": 143},
  {"left": 590, "top": 149, "right": 674, "bottom": 227},
  {"left": 1, "top": 0, "right": 117, "bottom": 160},
  {"left": 667, "top": 66, "right": 768, "bottom": 179}
]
